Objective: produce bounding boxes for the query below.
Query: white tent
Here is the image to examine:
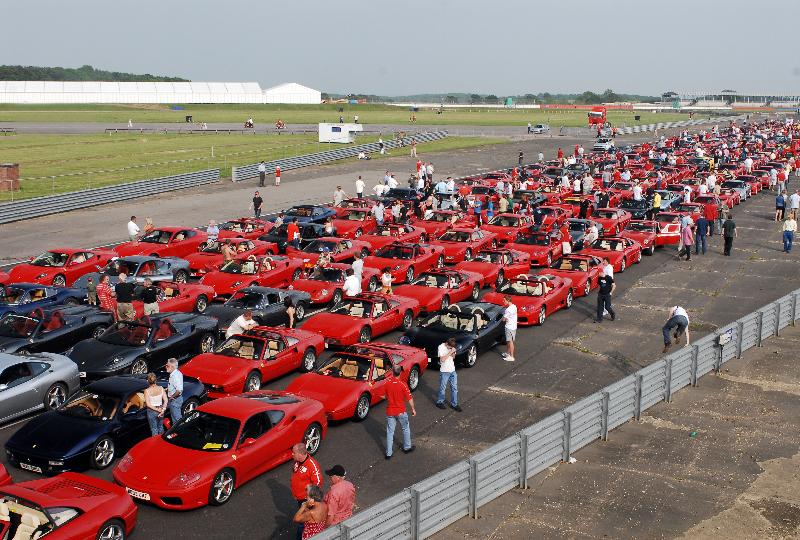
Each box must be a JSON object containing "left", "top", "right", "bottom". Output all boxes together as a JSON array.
[{"left": 263, "top": 83, "right": 321, "bottom": 104}]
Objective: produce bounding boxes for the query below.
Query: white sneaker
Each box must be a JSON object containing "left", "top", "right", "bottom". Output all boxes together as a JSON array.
[
  {"left": 501, "top": 352, "right": 508, "bottom": 358},
  {"left": 504, "top": 356, "right": 515, "bottom": 362}
]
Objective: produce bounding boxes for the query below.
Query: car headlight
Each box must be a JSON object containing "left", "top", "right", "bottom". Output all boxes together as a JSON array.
[
  {"left": 117, "top": 454, "right": 133, "bottom": 472},
  {"left": 168, "top": 471, "right": 202, "bottom": 488},
  {"left": 399, "top": 335, "right": 411, "bottom": 345},
  {"left": 107, "top": 355, "right": 125, "bottom": 366},
  {"left": 232, "top": 281, "right": 242, "bottom": 287}
]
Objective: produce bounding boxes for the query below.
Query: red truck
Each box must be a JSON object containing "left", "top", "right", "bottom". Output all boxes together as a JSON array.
[{"left": 588, "top": 106, "right": 607, "bottom": 126}]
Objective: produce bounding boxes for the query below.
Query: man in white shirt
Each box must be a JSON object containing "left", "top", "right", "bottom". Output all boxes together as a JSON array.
[
  {"left": 582, "top": 174, "right": 593, "bottom": 194},
  {"left": 435, "top": 179, "right": 448, "bottom": 195},
  {"left": 584, "top": 224, "right": 599, "bottom": 247},
  {"left": 226, "top": 310, "right": 258, "bottom": 338},
  {"left": 373, "top": 184, "right": 387, "bottom": 197},
  {"left": 601, "top": 257, "right": 614, "bottom": 279},
  {"left": 372, "top": 201, "right": 385, "bottom": 225},
  {"left": 496, "top": 180, "right": 505, "bottom": 196},
  {"left": 446, "top": 177, "right": 455, "bottom": 195},
  {"left": 436, "top": 337, "right": 461, "bottom": 411},
  {"left": 706, "top": 173, "right": 716, "bottom": 190},
  {"left": 561, "top": 174, "right": 571, "bottom": 189},
  {"left": 662, "top": 305, "right": 690, "bottom": 352},
  {"left": 342, "top": 268, "right": 361, "bottom": 296},
  {"left": 416, "top": 175, "right": 425, "bottom": 190},
  {"left": 632, "top": 184, "right": 643, "bottom": 201},
  {"left": 258, "top": 161, "right": 267, "bottom": 187},
  {"left": 744, "top": 156, "right": 754, "bottom": 173},
  {"left": 698, "top": 181, "right": 708, "bottom": 195},
  {"left": 355, "top": 176, "right": 365, "bottom": 198},
  {"left": 351, "top": 252, "right": 364, "bottom": 281},
  {"left": 789, "top": 190, "right": 800, "bottom": 213},
  {"left": 501, "top": 295, "right": 518, "bottom": 362},
  {"left": 572, "top": 177, "right": 582, "bottom": 194},
  {"left": 127, "top": 216, "right": 140, "bottom": 242},
  {"left": 426, "top": 163, "right": 434, "bottom": 182},
  {"left": 387, "top": 175, "right": 399, "bottom": 189},
  {"left": 333, "top": 186, "right": 347, "bottom": 206}
]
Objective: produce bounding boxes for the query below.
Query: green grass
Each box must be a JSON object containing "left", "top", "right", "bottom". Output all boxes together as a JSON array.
[
  {"left": 0, "top": 103, "right": 697, "bottom": 127},
  {"left": 0, "top": 132, "right": 504, "bottom": 202}
]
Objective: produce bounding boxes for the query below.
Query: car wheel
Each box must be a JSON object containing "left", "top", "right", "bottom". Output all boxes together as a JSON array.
[
  {"left": 44, "top": 382, "right": 67, "bottom": 410},
  {"left": 441, "top": 295, "right": 450, "bottom": 310},
  {"left": 465, "top": 248, "right": 473, "bottom": 261},
  {"left": 96, "top": 519, "right": 126, "bottom": 540},
  {"left": 181, "top": 397, "right": 200, "bottom": 415},
  {"left": 64, "top": 297, "right": 80, "bottom": 306},
  {"left": 538, "top": 306, "right": 546, "bottom": 325},
  {"left": 583, "top": 280, "right": 591, "bottom": 297},
  {"left": 496, "top": 270, "right": 505, "bottom": 288},
  {"left": 303, "top": 422, "right": 323, "bottom": 455},
  {"left": 368, "top": 276, "right": 379, "bottom": 292},
  {"left": 436, "top": 255, "right": 444, "bottom": 268},
  {"left": 208, "top": 469, "right": 236, "bottom": 506},
  {"left": 636, "top": 250, "right": 642, "bottom": 262},
  {"left": 407, "top": 365, "right": 420, "bottom": 391},
  {"left": 301, "top": 348, "right": 317, "bottom": 372},
  {"left": 565, "top": 290, "right": 573, "bottom": 309},
  {"left": 294, "top": 302, "right": 306, "bottom": 321},
  {"left": 199, "top": 333, "right": 216, "bottom": 353},
  {"left": 360, "top": 247, "right": 369, "bottom": 258},
  {"left": 174, "top": 270, "right": 189, "bottom": 283},
  {"left": 401, "top": 310, "right": 414, "bottom": 330},
  {"left": 645, "top": 246, "right": 654, "bottom": 256},
  {"left": 406, "top": 266, "right": 415, "bottom": 283},
  {"left": 90, "top": 436, "right": 116, "bottom": 470},
  {"left": 92, "top": 324, "right": 108, "bottom": 339},
  {"left": 463, "top": 344, "right": 478, "bottom": 368},
  {"left": 194, "top": 295, "right": 209, "bottom": 313},
  {"left": 471, "top": 283, "right": 480, "bottom": 301},
  {"left": 355, "top": 228, "right": 363, "bottom": 238},
  {"left": 354, "top": 393, "right": 371, "bottom": 421},
  {"left": 292, "top": 268, "right": 302, "bottom": 281},
  {"left": 129, "top": 358, "right": 148, "bottom": 375},
  {"left": 244, "top": 371, "right": 261, "bottom": 392},
  {"left": 359, "top": 326, "right": 372, "bottom": 343},
  {"left": 620, "top": 258, "right": 626, "bottom": 273},
  {"left": 332, "top": 289, "right": 343, "bottom": 305},
  {"left": 52, "top": 274, "right": 66, "bottom": 287}
]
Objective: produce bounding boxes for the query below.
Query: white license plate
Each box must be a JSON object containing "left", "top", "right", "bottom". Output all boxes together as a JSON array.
[
  {"left": 126, "top": 487, "right": 151, "bottom": 501},
  {"left": 20, "top": 463, "right": 42, "bottom": 473},
  {"left": 78, "top": 372, "right": 86, "bottom": 378}
]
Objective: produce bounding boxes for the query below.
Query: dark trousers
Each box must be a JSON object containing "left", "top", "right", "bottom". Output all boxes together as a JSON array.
[
  {"left": 596, "top": 293, "right": 614, "bottom": 322},
  {"left": 724, "top": 236, "right": 734, "bottom": 255},
  {"left": 662, "top": 315, "right": 688, "bottom": 345},
  {"left": 783, "top": 231, "right": 794, "bottom": 252},
  {"left": 678, "top": 244, "right": 692, "bottom": 260},
  {"left": 259, "top": 172, "right": 265, "bottom": 186},
  {"left": 254, "top": 207, "right": 262, "bottom": 219},
  {"left": 708, "top": 220, "right": 715, "bottom": 235},
  {"left": 694, "top": 234, "right": 707, "bottom": 254}
]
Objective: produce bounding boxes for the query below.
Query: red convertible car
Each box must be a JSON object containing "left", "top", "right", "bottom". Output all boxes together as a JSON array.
[
  {"left": 363, "top": 242, "right": 444, "bottom": 284},
  {"left": 184, "top": 238, "right": 277, "bottom": 277},
  {"left": 359, "top": 223, "right": 425, "bottom": 251},
  {"left": 537, "top": 205, "right": 571, "bottom": 227},
  {"left": 217, "top": 217, "right": 273, "bottom": 240},
  {"left": 393, "top": 269, "right": 482, "bottom": 312},
  {"left": 581, "top": 237, "right": 642, "bottom": 273},
  {"left": 301, "top": 292, "right": 420, "bottom": 346},
  {"left": 115, "top": 227, "right": 209, "bottom": 259},
  {"left": 200, "top": 255, "right": 304, "bottom": 299},
  {"left": 411, "top": 210, "right": 476, "bottom": 240},
  {"left": 286, "top": 342, "right": 427, "bottom": 421},
  {"left": 332, "top": 209, "right": 379, "bottom": 239},
  {"left": 538, "top": 254, "right": 604, "bottom": 297},
  {"left": 285, "top": 237, "right": 371, "bottom": 266},
  {"left": 620, "top": 220, "right": 659, "bottom": 255},
  {"left": 182, "top": 326, "right": 325, "bottom": 397},
  {"left": 480, "top": 213, "right": 535, "bottom": 245},
  {"left": 654, "top": 212, "right": 683, "bottom": 246},
  {"left": 454, "top": 248, "right": 531, "bottom": 288},
  {"left": 9, "top": 248, "right": 116, "bottom": 287},
  {"left": 288, "top": 263, "right": 380, "bottom": 305},
  {"left": 0, "top": 272, "right": 8, "bottom": 287},
  {"left": 432, "top": 228, "right": 497, "bottom": 264},
  {"left": 132, "top": 281, "right": 217, "bottom": 317},
  {"left": 484, "top": 274, "right": 573, "bottom": 326},
  {"left": 505, "top": 230, "right": 567, "bottom": 267},
  {"left": 592, "top": 208, "right": 632, "bottom": 235},
  {"left": 0, "top": 472, "right": 137, "bottom": 540},
  {"left": 114, "top": 391, "right": 327, "bottom": 509}
]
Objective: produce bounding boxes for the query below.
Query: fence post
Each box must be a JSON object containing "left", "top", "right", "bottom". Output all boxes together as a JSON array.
[
  {"left": 562, "top": 411, "right": 572, "bottom": 462},
  {"left": 756, "top": 311, "right": 764, "bottom": 347},
  {"left": 600, "top": 391, "right": 610, "bottom": 440},
  {"left": 468, "top": 459, "right": 478, "bottom": 519},
  {"left": 518, "top": 432, "right": 529, "bottom": 489},
  {"left": 714, "top": 336, "right": 723, "bottom": 373},
  {"left": 792, "top": 293, "right": 798, "bottom": 327},
  {"left": 634, "top": 375, "right": 644, "bottom": 421},
  {"left": 773, "top": 302, "right": 781, "bottom": 336},
  {"left": 690, "top": 345, "right": 700, "bottom": 386},
  {"left": 341, "top": 523, "right": 352, "bottom": 540},
  {"left": 736, "top": 321, "right": 744, "bottom": 358},
  {"left": 409, "top": 488, "right": 420, "bottom": 539},
  {"left": 664, "top": 357, "right": 674, "bottom": 402}
]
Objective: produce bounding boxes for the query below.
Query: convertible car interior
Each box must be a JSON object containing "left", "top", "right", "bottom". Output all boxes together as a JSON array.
[{"left": 319, "top": 356, "right": 370, "bottom": 380}]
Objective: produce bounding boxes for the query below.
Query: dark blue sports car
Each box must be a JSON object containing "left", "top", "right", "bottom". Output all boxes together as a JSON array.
[
  {"left": 0, "top": 305, "right": 114, "bottom": 354},
  {"left": 4, "top": 373, "right": 206, "bottom": 474},
  {"left": 273, "top": 204, "right": 337, "bottom": 224},
  {"left": 0, "top": 283, "right": 85, "bottom": 318}
]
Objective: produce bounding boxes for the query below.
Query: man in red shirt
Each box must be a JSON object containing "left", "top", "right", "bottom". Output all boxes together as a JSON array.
[
  {"left": 291, "top": 443, "right": 323, "bottom": 539},
  {"left": 323, "top": 464, "right": 356, "bottom": 526},
  {"left": 287, "top": 218, "right": 301, "bottom": 249},
  {"left": 374, "top": 365, "right": 416, "bottom": 459}
]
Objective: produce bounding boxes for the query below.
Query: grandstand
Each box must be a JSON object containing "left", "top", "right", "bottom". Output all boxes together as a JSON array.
[{"left": 679, "top": 90, "right": 800, "bottom": 108}]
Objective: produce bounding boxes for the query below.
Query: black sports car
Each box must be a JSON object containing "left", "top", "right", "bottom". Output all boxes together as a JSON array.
[
  {"left": 268, "top": 205, "right": 337, "bottom": 225},
  {"left": 204, "top": 286, "right": 311, "bottom": 337},
  {"left": 259, "top": 223, "right": 333, "bottom": 253},
  {"left": 0, "top": 283, "right": 86, "bottom": 319},
  {"left": 566, "top": 218, "right": 602, "bottom": 250},
  {"left": 0, "top": 305, "right": 114, "bottom": 354},
  {"left": 4, "top": 373, "right": 206, "bottom": 474},
  {"left": 68, "top": 312, "right": 218, "bottom": 381},
  {"left": 619, "top": 199, "right": 651, "bottom": 220},
  {"left": 399, "top": 302, "right": 505, "bottom": 368},
  {"left": 72, "top": 255, "right": 191, "bottom": 287}
]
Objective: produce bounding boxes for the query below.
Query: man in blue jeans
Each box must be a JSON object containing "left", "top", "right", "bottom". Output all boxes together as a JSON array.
[
  {"left": 165, "top": 358, "right": 184, "bottom": 423},
  {"left": 695, "top": 215, "right": 709, "bottom": 255},
  {"left": 436, "top": 337, "right": 462, "bottom": 412},
  {"left": 662, "top": 306, "right": 690, "bottom": 353},
  {"left": 373, "top": 365, "right": 416, "bottom": 459}
]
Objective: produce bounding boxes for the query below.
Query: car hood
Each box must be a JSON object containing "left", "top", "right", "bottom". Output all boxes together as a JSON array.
[
  {"left": 181, "top": 354, "right": 248, "bottom": 385},
  {"left": 185, "top": 253, "right": 222, "bottom": 268},
  {"left": 301, "top": 313, "right": 360, "bottom": 338},
  {"left": 6, "top": 411, "right": 111, "bottom": 458},
  {"left": 114, "top": 243, "right": 150, "bottom": 257},
  {"left": 200, "top": 272, "right": 251, "bottom": 293},
  {"left": 456, "top": 261, "right": 497, "bottom": 276},
  {"left": 360, "top": 236, "right": 396, "bottom": 250},
  {"left": 404, "top": 326, "right": 468, "bottom": 349},
  {"left": 70, "top": 339, "right": 137, "bottom": 371},
  {"left": 119, "top": 436, "right": 232, "bottom": 487},
  {"left": 286, "top": 374, "right": 360, "bottom": 409},
  {"left": 9, "top": 265, "right": 56, "bottom": 282},
  {"left": 203, "top": 305, "right": 244, "bottom": 328}
]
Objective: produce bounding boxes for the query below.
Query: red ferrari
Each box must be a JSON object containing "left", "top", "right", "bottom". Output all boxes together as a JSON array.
[
  {"left": 301, "top": 292, "right": 420, "bottom": 346},
  {"left": 536, "top": 206, "right": 571, "bottom": 227},
  {"left": 363, "top": 242, "right": 444, "bottom": 284},
  {"left": 9, "top": 248, "right": 116, "bottom": 287},
  {"left": 454, "top": 249, "right": 531, "bottom": 288},
  {"left": 480, "top": 213, "right": 535, "bottom": 245},
  {"left": 288, "top": 263, "right": 380, "bottom": 305},
  {"left": 184, "top": 238, "right": 277, "bottom": 278},
  {"left": 115, "top": 227, "right": 208, "bottom": 258},
  {"left": 359, "top": 223, "right": 425, "bottom": 251},
  {"left": 217, "top": 217, "right": 273, "bottom": 240},
  {"left": 483, "top": 274, "right": 573, "bottom": 326},
  {"left": 432, "top": 228, "right": 497, "bottom": 264},
  {"left": 132, "top": 281, "right": 217, "bottom": 317},
  {"left": 182, "top": 326, "right": 324, "bottom": 397},
  {"left": 581, "top": 237, "right": 642, "bottom": 273},
  {"left": 285, "top": 343, "right": 427, "bottom": 421},
  {"left": 0, "top": 272, "right": 8, "bottom": 286},
  {"left": 0, "top": 465, "right": 9, "bottom": 487},
  {"left": 285, "top": 237, "right": 371, "bottom": 266},
  {"left": 0, "top": 472, "right": 137, "bottom": 539},
  {"left": 411, "top": 210, "right": 476, "bottom": 241},
  {"left": 200, "top": 255, "right": 304, "bottom": 299},
  {"left": 654, "top": 212, "right": 683, "bottom": 245},
  {"left": 539, "top": 254, "right": 604, "bottom": 297},
  {"left": 621, "top": 220, "right": 659, "bottom": 255},
  {"left": 505, "top": 230, "right": 567, "bottom": 267},
  {"left": 331, "top": 209, "right": 379, "bottom": 239},
  {"left": 592, "top": 208, "right": 632, "bottom": 235},
  {"left": 393, "top": 269, "right": 482, "bottom": 312},
  {"left": 114, "top": 391, "right": 327, "bottom": 510}
]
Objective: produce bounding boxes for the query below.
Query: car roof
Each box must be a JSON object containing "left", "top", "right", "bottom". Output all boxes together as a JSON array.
[
  {"left": 199, "top": 392, "right": 301, "bottom": 418},
  {"left": 85, "top": 376, "right": 148, "bottom": 396}
]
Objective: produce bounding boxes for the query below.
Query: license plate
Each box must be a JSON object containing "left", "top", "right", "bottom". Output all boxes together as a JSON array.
[
  {"left": 78, "top": 372, "right": 86, "bottom": 378},
  {"left": 126, "top": 487, "right": 151, "bottom": 501},
  {"left": 20, "top": 463, "right": 42, "bottom": 473}
]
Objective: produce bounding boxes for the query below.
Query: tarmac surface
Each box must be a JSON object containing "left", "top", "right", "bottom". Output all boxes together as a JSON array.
[{"left": 0, "top": 126, "right": 795, "bottom": 539}]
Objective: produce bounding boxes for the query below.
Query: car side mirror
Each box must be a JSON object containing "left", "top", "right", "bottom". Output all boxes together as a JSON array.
[{"left": 241, "top": 437, "right": 256, "bottom": 448}]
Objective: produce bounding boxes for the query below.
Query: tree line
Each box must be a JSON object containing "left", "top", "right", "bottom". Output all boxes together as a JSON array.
[{"left": 0, "top": 65, "right": 188, "bottom": 82}]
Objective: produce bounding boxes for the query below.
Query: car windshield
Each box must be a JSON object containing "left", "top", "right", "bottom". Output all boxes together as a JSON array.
[
  {"left": 214, "top": 336, "right": 264, "bottom": 359},
  {"left": 471, "top": 186, "right": 491, "bottom": 194},
  {"left": 538, "top": 207, "right": 556, "bottom": 215},
  {"left": 226, "top": 291, "right": 264, "bottom": 309},
  {"left": 620, "top": 200, "right": 646, "bottom": 209},
  {"left": 656, "top": 215, "right": 678, "bottom": 225},
  {"left": 308, "top": 267, "right": 344, "bottom": 282},
  {"left": 722, "top": 181, "right": 743, "bottom": 188},
  {"left": 568, "top": 221, "right": 588, "bottom": 231},
  {"left": 140, "top": 230, "right": 172, "bottom": 244},
  {"left": 555, "top": 258, "right": 589, "bottom": 272},
  {"left": 474, "top": 251, "right": 502, "bottom": 263},
  {"left": 303, "top": 241, "right": 338, "bottom": 253},
  {"left": 289, "top": 207, "right": 314, "bottom": 217},
  {"left": 0, "top": 287, "right": 26, "bottom": 305},
  {"left": 516, "top": 235, "right": 550, "bottom": 246},
  {"left": 219, "top": 220, "right": 249, "bottom": 232},
  {"left": 375, "top": 245, "right": 414, "bottom": 260},
  {"left": 438, "top": 231, "right": 470, "bottom": 242},
  {"left": 499, "top": 280, "right": 545, "bottom": 296},
  {"left": 591, "top": 239, "right": 624, "bottom": 251},
  {"left": 595, "top": 211, "right": 618, "bottom": 219},
  {"left": 104, "top": 260, "right": 139, "bottom": 277},
  {"left": 29, "top": 251, "right": 68, "bottom": 267},
  {"left": 411, "top": 273, "right": 451, "bottom": 288},
  {"left": 59, "top": 391, "right": 120, "bottom": 420},
  {"left": 163, "top": 411, "right": 240, "bottom": 452},
  {"left": 488, "top": 216, "right": 520, "bottom": 227},
  {"left": 627, "top": 222, "right": 656, "bottom": 232},
  {"left": 318, "top": 354, "right": 373, "bottom": 381},
  {"left": 330, "top": 300, "right": 374, "bottom": 317},
  {"left": 97, "top": 321, "right": 152, "bottom": 346},
  {"left": 420, "top": 312, "right": 476, "bottom": 332},
  {"left": 0, "top": 314, "right": 40, "bottom": 337},
  {"left": 345, "top": 211, "right": 368, "bottom": 221},
  {"left": 220, "top": 258, "right": 259, "bottom": 275}
]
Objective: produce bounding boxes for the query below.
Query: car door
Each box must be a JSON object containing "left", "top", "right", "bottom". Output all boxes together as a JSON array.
[
  {"left": 234, "top": 412, "right": 275, "bottom": 482},
  {"left": 258, "top": 293, "right": 285, "bottom": 326},
  {"left": 367, "top": 359, "right": 390, "bottom": 405},
  {"left": 372, "top": 300, "right": 400, "bottom": 335},
  {"left": 171, "top": 283, "right": 195, "bottom": 312},
  {"left": 149, "top": 321, "right": 188, "bottom": 364},
  {"left": 264, "top": 336, "right": 300, "bottom": 378},
  {"left": 0, "top": 362, "right": 41, "bottom": 422},
  {"left": 147, "top": 259, "right": 175, "bottom": 283}
]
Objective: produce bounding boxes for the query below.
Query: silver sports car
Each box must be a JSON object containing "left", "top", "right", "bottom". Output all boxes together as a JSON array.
[{"left": 0, "top": 352, "right": 80, "bottom": 424}]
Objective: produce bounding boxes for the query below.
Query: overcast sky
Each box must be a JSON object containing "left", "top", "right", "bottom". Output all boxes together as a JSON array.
[{"left": 3, "top": 0, "right": 797, "bottom": 96}]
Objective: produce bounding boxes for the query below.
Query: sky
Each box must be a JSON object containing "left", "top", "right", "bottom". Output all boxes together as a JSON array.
[{"left": 2, "top": 0, "right": 798, "bottom": 97}]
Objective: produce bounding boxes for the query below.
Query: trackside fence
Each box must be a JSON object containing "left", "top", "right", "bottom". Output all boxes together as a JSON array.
[
  {"left": 315, "top": 289, "right": 800, "bottom": 540},
  {"left": 231, "top": 131, "right": 449, "bottom": 182},
  {"left": 615, "top": 114, "right": 748, "bottom": 135}
]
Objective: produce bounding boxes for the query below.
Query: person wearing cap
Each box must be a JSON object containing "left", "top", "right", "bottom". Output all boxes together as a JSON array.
[
  {"left": 372, "top": 365, "right": 416, "bottom": 459},
  {"left": 323, "top": 464, "right": 356, "bottom": 526}
]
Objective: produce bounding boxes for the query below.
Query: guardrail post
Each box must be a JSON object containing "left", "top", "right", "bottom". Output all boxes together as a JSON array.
[
  {"left": 562, "top": 411, "right": 572, "bottom": 462},
  {"left": 774, "top": 302, "right": 781, "bottom": 336},
  {"left": 714, "top": 336, "right": 723, "bottom": 374},
  {"left": 736, "top": 321, "right": 744, "bottom": 358},
  {"left": 341, "top": 523, "right": 352, "bottom": 540},
  {"left": 690, "top": 345, "right": 699, "bottom": 386},
  {"left": 518, "top": 432, "right": 529, "bottom": 489},
  {"left": 756, "top": 311, "right": 764, "bottom": 347},
  {"left": 468, "top": 459, "right": 478, "bottom": 519},
  {"left": 600, "top": 392, "right": 610, "bottom": 440},
  {"left": 792, "top": 294, "right": 798, "bottom": 327},
  {"left": 664, "top": 357, "right": 674, "bottom": 402},
  {"left": 634, "top": 375, "right": 644, "bottom": 421},
  {"left": 409, "top": 488, "right": 420, "bottom": 539}
]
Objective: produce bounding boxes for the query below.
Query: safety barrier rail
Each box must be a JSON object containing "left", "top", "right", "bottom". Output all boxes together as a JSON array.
[
  {"left": 316, "top": 289, "right": 800, "bottom": 539},
  {"left": 615, "top": 114, "right": 748, "bottom": 135},
  {"left": 0, "top": 169, "right": 220, "bottom": 225},
  {"left": 231, "top": 131, "right": 449, "bottom": 182}
]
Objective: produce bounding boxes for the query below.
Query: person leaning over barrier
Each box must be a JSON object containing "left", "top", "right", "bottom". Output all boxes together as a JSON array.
[{"left": 662, "top": 305, "right": 690, "bottom": 353}]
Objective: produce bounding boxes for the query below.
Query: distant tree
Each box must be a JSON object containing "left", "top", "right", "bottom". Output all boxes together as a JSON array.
[
  {"left": 0, "top": 64, "right": 188, "bottom": 82},
  {"left": 321, "top": 92, "right": 330, "bottom": 101},
  {"left": 470, "top": 94, "right": 482, "bottom": 104},
  {"left": 445, "top": 95, "right": 459, "bottom": 104}
]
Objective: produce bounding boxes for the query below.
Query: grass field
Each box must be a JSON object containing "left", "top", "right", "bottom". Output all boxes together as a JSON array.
[
  {"left": 0, "top": 132, "right": 504, "bottom": 202},
  {"left": 0, "top": 103, "right": 696, "bottom": 127}
]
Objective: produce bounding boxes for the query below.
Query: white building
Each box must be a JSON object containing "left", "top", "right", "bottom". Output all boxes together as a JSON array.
[
  {"left": 263, "top": 83, "right": 321, "bottom": 104},
  {"left": 319, "top": 123, "right": 363, "bottom": 143}
]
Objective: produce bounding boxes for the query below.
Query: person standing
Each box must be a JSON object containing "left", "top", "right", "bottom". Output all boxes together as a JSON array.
[
  {"left": 333, "top": 186, "right": 347, "bottom": 207},
  {"left": 789, "top": 190, "right": 800, "bottom": 216},
  {"left": 287, "top": 218, "right": 301, "bottom": 249},
  {"left": 678, "top": 223, "right": 694, "bottom": 261},
  {"left": 86, "top": 277, "right": 98, "bottom": 306},
  {"left": 776, "top": 191, "right": 786, "bottom": 221},
  {"left": 351, "top": 251, "right": 364, "bottom": 281},
  {"left": 114, "top": 273, "right": 136, "bottom": 321},
  {"left": 258, "top": 161, "right": 267, "bottom": 187},
  {"left": 252, "top": 191, "right": 263, "bottom": 219},
  {"left": 127, "top": 216, "right": 140, "bottom": 242},
  {"left": 324, "top": 465, "right": 356, "bottom": 526},
  {"left": 410, "top": 140, "right": 417, "bottom": 157},
  {"left": 694, "top": 216, "right": 708, "bottom": 255},
  {"left": 342, "top": 268, "right": 361, "bottom": 297},
  {"left": 380, "top": 267, "right": 393, "bottom": 294},
  {"left": 662, "top": 305, "right": 690, "bottom": 352},
  {"left": 355, "top": 176, "right": 365, "bottom": 199},
  {"left": 165, "top": 358, "right": 184, "bottom": 422},
  {"left": 426, "top": 162, "right": 434, "bottom": 183},
  {"left": 527, "top": 122, "right": 532, "bottom": 134},
  {"left": 518, "top": 150, "right": 524, "bottom": 166},
  {"left": 275, "top": 165, "right": 281, "bottom": 186},
  {"left": 143, "top": 217, "right": 155, "bottom": 236},
  {"left": 595, "top": 267, "right": 616, "bottom": 323},
  {"left": 97, "top": 275, "right": 115, "bottom": 313},
  {"left": 783, "top": 214, "right": 797, "bottom": 253},
  {"left": 144, "top": 372, "right": 167, "bottom": 436},
  {"left": 283, "top": 297, "right": 297, "bottom": 328},
  {"left": 501, "top": 295, "right": 517, "bottom": 362},
  {"left": 206, "top": 220, "right": 219, "bottom": 243},
  {"left": 140, "top": 277, "right": 160, "bottom": 315},
  {"left": 723, "top": 212, "right": 737, "bottom": 256},
  {"left": 375, "top": 365, "right": 416, "bottom": 459},
  {"left": 436, "top": 337, "right": 461, "bottom": 411},
  {"left": 293, "top": 485, "right": 327, "bottom": 540},
  {"left": 291, "top": 443, "right": 324, "bottom": 540}
]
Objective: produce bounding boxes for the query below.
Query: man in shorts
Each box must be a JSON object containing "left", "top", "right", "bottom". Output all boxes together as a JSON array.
[{"left": 501, "top": 295, "right": 517, "bottom": 362}]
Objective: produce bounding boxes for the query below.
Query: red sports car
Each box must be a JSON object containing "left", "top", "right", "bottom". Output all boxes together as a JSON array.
[
  {"left": 285, "top": 237, "right": 371, "bottom": 267},
  {"left": 506, "top": 230, "right": 567, "bottom": 267},
  {"left": 182, "top": 326, "right": 325, "bottom": 397},
  {"left": 285, "top": 342, "right": 427, "bottom": 421},
  {"left": 621, "top": 220, "right": 659, "bottom": 255},
  {"left": 0, "top": 465, "right": 9, "bottom": 486},
  {"left": 654, "top": 212, "right": 683, "bottom": 245},
  {"left": 288, "top": 263, "right": 380, "bottom": 305},
  {"left": 217, "top": 217, "right": 273, "bottom": 240},
  {"left": 483, "top": 274, "right": 573, "bottom": 326},
  {"left": 393, "top": 269, "right": 482, "bottom": 312},
  {"left": 454, "top": 248, "right": 531, "bottom": 288},
  {"left": 200, "top": 255, "right": 304, "bottom": 299},
  {"left": 480, "top": 213, "right": 535, "bottom": 245},
  {"left": 302, "top": 292, "right": 420, "bottom": 347},
  {"left": 581, "top": 236, "right": 642, "bottom": 273},
  {"left": 359, "top": 223, "right": 425, "bottom": 251},
  {"left": 184, "top": 238, "right": 277, "bottom": 278},
  {"left": 363, "top": 242, "right": 445, "bottom": 284},
  {"left": 432, "top": 228, "right": 497, "bottom": 264},
  {"left": 333, "top": 198, "right": 390, "bottom": 220},
  {"left": 9, "top": 248, "right": 116, "bottom": 287},
  {"left": 411, "top": 210, "right": 476, "bottom": 240},
  {"left": 557, "top": 195, "right": 597, "bottom": 218},
  {"left": 538, "top": 254, "right": 604, "bottom": 297},
  {"left": 609, "top": 181, "right": 636, "bottom": 200},
  {"left": 0, "top": 472, "right": 137, "bottom": 539},
  {"left": 592, "top": 208, "right": 632, "bottom": 235},
  {"left": 537, "top": 205, "right": 571, "bottom": 227},
  {"left": 719, "top": 188, "right": 741, "bottom": 206},
  {"left": 114, "top": 391, "right": 327, "bottom": 510},
  {"left": 115, "top": 227, "right": 208, "bottom": 259},
  {"left": 132, "top": 281, "right": 217, "bottom": 317},
  {"left": 0, "top": 272, "right": 8, "bottom": 286},
  {"left": 737, "top": 175, "right": 762, "bottom": 195},
  {"left": 331, "top": 209, "right": 379, "bottom": 239}
]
